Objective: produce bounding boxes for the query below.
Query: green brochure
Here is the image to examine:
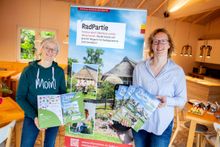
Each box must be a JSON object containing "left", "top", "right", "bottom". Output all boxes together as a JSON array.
[{"left": 37, "top": 92, "right": 85, "bottom": 128}]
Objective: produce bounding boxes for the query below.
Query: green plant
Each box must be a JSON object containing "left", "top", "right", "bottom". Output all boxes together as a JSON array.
[
  {"left": 97, "top": 81, "right": 114, "bottom": 99},
  {"left": 0, "top": 82, "right": 13, "bottom": 95}
]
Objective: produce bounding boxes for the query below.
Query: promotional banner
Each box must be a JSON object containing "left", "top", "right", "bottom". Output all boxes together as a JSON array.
[{"left": 66, "top": 5, "right": 147, "bottom": 147}]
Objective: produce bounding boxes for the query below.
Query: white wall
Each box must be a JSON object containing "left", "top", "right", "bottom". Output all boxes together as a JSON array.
[
  {"left": 0, "top": 0, "right": 207, "bottom": 74},
  {"left": 0, "top": 0, "right": 70, "bottom": 64}
]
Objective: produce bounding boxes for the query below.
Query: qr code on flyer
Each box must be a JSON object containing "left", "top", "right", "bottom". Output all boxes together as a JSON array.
[{"left": 70, "top": 138, "right": 79, "bottom": 147}]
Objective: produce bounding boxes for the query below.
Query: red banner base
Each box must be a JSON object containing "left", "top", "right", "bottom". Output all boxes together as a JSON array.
[{"left": 65, "top": 136, "right": 133, "bottom": 147}]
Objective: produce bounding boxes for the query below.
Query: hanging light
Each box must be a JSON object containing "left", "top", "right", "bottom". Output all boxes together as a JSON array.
[
  {"left": 199, "top": 45, "right": 205, "bottom": 57},
  {"left": 181, "top": 44, "right": 192, "bottom": 57},
  {"left": 181, "top": 23, "right": 193, "bottom": 57},
  {"left": 206, "top": 45, "right": 212, "bottom": 58}
]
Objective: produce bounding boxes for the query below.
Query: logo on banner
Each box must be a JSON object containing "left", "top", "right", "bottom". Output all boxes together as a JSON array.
[{"left": 76, "top": 20, "right": 126, "bottom": 49}]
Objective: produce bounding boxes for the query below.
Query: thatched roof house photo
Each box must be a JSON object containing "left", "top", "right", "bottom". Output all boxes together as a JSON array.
[
  {"left": 102, "top": 56, "right": 137, "bottom": 85},
  {"left": 74, "top": 65, "right": 98, "bottom": 87}
]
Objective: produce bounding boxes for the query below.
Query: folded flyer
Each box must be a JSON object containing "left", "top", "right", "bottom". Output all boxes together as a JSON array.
[{"left": 37, "top": 92, "right": 85, "bottom": 128}]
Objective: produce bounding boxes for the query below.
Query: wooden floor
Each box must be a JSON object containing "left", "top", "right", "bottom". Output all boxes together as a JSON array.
[
  {"left": 170, "top": 121, "right": 214, "bottom": 147},
  {"left": 10, "top": 121, "right": 214, "bottom": 147},
  {"left": 35, "top": 127, "right": 65, "bottom": 147}
]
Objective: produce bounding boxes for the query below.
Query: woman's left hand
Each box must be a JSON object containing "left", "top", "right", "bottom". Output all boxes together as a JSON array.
[{"left": 157, "top": 96, "right": 167, "bottom": 108}]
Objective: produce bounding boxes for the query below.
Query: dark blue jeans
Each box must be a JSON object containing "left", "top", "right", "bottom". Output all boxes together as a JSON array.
[
  {"left": 21, "top": 117, "right": 59, "bottom": 147},
  {"left": 132, "top": 120, "right": 173, "bottom": 147}
]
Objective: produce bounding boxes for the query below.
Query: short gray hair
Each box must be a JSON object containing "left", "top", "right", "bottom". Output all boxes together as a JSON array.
[{"left": 40, "top": 38, "right": 60, "bottom": 52}]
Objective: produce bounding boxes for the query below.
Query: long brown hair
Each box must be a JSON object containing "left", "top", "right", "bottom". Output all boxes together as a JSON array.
[{"left": 148, "top": 28, "right": 174, "bottom": 58}]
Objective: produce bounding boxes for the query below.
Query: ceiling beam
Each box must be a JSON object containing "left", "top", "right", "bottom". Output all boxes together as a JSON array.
[
  {"left": 118, "top": 0, "right": 125, "bottom": 7},
  {"left": 169, "top": 1, "right": 220, "bottom": 19},
  {"left": 136, "top": 0, "right": 146, "bottom": 9},
  {"left": 179, "top": 16, "right": 187, "bottom": 22},
  {"left": 95, "top": 0, "right": 100, "bottom": 6},
  {"left": 192, "top": 10, "right": 216, "bottom": 24},
  {"left": 95, "top": 0, "right": 110, "bottom": 6},
  {"left": 150, "top": 0, "right": 168, "bottom": 16},
  {"left": 75, "top": 0, "right": 79, "bottom": 4}
]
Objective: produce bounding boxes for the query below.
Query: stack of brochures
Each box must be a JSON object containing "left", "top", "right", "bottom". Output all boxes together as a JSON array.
[{"left": 113, "top": 85, "right": 160, "bottom": 132}]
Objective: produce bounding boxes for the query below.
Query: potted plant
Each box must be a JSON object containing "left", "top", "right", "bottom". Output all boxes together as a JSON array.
[{"left": 0, "top": 81, "right": 13, "bottom": 97}]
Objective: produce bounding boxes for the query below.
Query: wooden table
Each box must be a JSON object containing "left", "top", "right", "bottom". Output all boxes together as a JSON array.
[
  {"left": 186, "top": 103, "right": 220, "bottom": 147},
  {"left": 0, "top": 70, "right": 16, "bottom": 78},
  {"left": 0, "top": 97, "right": 24, "bottom": 147}
]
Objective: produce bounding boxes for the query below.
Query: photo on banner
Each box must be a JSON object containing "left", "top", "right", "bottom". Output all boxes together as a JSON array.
[
  {"left": 71, "top": 63, "right": 99, "bottom": 99},
  {"left": 66, "top": 5, "right": 147, "bottom": 147}
]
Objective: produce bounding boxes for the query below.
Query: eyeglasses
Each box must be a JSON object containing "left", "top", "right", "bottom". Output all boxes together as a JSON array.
[
  {"left": 152, "top": 39, "right": 168, "bottom": 45},
  {"left": 44, "top": 46, "right": 58, "bottom": 54}
]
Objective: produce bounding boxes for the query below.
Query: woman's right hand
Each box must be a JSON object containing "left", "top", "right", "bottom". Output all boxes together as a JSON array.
[
  {"left": 120, "top": 119, "right": 130, "bottom": 127},
  {"left": 34, "top": 117, "right": 45, "bottom": 130}
]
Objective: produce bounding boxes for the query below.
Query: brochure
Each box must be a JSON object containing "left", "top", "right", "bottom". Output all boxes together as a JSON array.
[
  {"left": 112, "top": 86, "right": 160, "bottom": 132},
  {"left": 114, "top": 85, "right": 128, "bottom": 109},
  {"left": 124, "top": 85, "right": 137, "bottom": 99},
  {"left": 37, "top": 93, "right": 85, "bottom": 128}
]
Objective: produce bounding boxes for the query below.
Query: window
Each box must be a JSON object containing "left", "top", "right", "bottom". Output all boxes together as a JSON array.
[
  {"left": 121, "top": 77, "right": 132, "bottom": 85},
  {"left": 18, "top": 28, "right": 56, "bottom": 61}
]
